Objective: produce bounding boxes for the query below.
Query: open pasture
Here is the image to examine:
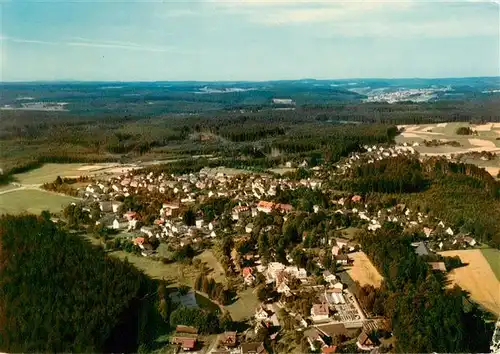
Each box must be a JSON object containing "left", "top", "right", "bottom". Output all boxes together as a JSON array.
[
  {"left": 439, "top": 249, "right": 500, "bottom": 316},
  {"left": 0, "top": 189, "right": 79, "bottom": 215}
]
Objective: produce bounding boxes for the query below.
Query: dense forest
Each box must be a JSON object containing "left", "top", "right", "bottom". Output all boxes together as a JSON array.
[
  {"left": 1, "top": 96, "right": 499, "bottom": 179},
  {"left": 0, "top": 214, "right": 153, "bottom": 353},
  {"left": 358, "top": 224, "right": 493, "bottom": 353}
]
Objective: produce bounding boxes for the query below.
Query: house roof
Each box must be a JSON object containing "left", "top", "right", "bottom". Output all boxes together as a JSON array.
[
  {"left": 242, "top": 267, "right": 253, "bottom": 277},
  {"left": 322, "top": 345, "right": 338, "bottom": 354},
  {"left": 428, "top": 262, "right": 447, "bottom": 272},
  {"left": 315, "top": 323, "right": 348, "bottom": 337},
  {"left": 357, "top": 331, "right": 373, "bottom": 346},
  {"left": 134, "top": 237, "right": 145, "bottom": 245},
  {"left": 176, "top": 325, "right": 198, "bottom": 334},
  {"left": 171, "top": 336, "right": 197, "bottom": 349},
  {"left": 413, "top": 241, "right": 430, "bottom": 256},
  {"left": 221, "top": 331, "right": 237, "bottom": 346},
  {"left": 312, "top": 303, "right": 329, "bottom": 316}
]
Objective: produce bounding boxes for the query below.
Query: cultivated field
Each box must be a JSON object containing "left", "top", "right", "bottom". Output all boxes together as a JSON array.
[
  {"left": 396, "top": 122, "right": 500, "bottom": 177},
  {"left": 346, "top": 251, "right": 383, "bottom": 288},
  {"left": 0, "top": 189, "right": 80, "bottom": 215},
  {"left": 439, "top": 249, "right": 500, "bottom": 316},
  {"left": 481, "top": 248, "right": 500, "bottom": 281},
  {"left": 13, "top": 163, "right": 138, "bottom": 184}
]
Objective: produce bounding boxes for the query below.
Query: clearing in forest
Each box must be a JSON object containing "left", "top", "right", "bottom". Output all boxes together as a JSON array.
[
  {"left": 439, "top": 249, "right": 500, "bottom": 316},
  {"left": 346, "top": 251, "right": 383, "bottom": 288}
]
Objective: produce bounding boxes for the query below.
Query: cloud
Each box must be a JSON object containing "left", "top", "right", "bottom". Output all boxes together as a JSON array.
[
  {"left": 2, "top": 35, "right": 175, "bottom": 52},
  {"left": 206, "top": 0, "right": 499, "bottom": 37}
]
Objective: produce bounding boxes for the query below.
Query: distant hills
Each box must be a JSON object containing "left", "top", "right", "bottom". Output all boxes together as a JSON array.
[{"left": 0, "top": 77, "right": 498, "bottom": 115}]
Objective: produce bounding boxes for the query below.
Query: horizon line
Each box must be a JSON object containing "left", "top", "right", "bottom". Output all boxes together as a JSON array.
[{"left": 1, "top": 75, "right": 499, "bottom": 84}]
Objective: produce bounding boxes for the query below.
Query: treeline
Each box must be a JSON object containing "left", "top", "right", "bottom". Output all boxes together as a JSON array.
[
  {"left": 341, "top": 156, "right": 427, "bottom": 193},
  {"left": 358, "top": 224, "right": 493, "bottom": 353},
  {"left": 0, "top": 214, "right": 152, "bottom": 353}
]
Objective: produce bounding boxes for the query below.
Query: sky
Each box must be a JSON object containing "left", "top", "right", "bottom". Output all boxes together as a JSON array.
[{"left": 0, "top": 0, "right": 499, "bottom": 81}]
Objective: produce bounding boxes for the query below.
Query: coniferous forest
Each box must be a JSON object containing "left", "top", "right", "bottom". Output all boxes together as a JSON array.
[{"left": 0, "top": 214, "right": 152, "bottom": 353}]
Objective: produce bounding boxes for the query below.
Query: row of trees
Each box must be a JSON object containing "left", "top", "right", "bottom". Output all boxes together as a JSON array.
[{"left": 194, "top": 274, "right": 234, "bottom": 305}]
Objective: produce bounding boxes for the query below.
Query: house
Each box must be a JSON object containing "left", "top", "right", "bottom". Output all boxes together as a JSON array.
[
  {"left": 276, "top": 282, "right": 291, "bottom": 294},
  {"left": 356, "top": 331, "right": 376, "bottom": 351},
  {"left": 322, "top": 346, "right": 338, "bottom": 354},
  {"left": 316, "top": 323, "right": 348, "bottom": 339},
  {"left": 171, "top": 336, "right": 197, "bottom": 351},
  {"left": 134, "top": 237, "right": 145, "bottom": 247},
  {"left": 112, "top": 201, "right": 123, "bottom": 213},
  {"left": 332, "top": 282, "right": 344, "bottom": 291},
  {"left": 423, "top": 227, "right": 433, "bottom": 238},
  {"left": 195, "top": 219, "right": 204, "bottom": 229},
  {"left": 304, "top": 328, "right": 326, "bottom": 351},
  {"left": 351, "top": 195, "right": 362, "bottom": 203},
  {"left": 243, "top": 267, "right": 255, "bottom": 285},
  {"left": 445, "top": 227, "right": 454, "bottom": 236},
  {"left": 335, "top": 238, "right": 349, "bottom": 249},
  {"left": 220, "top": 331, "right": 238, "bottom": 347},
  {"left": 245, "top": 223, "right": 254, "bottom": 233},
  {"left": 428, "top": 262, "right": 447, "bottom": 272},
  {"left": 162, "top": 202, "right": 180, "bottom": 217},
  {"left": 255, "top": 306, "right": 272, "bottom": 321},
  {"left": 413, "top": 241, "right": 430, "bottom": 256},
  {"left": 176, "top": 325, "right": 198, "bottom": 334},
  {"left": 331, "top": 246, "right": 340, "bottom": 256},
  {"left": 257, "top": 201, "right": 274, "bottom": 214},
  {"left": 124, "top": 211, "right": 137, "bottom": 221},
  {"left": 464, "top": 236, "right": 477, "bottom": 247},
  {"left": 240, "top": 342, "right": 268, "bottom": 354},
  {"left": 311, "top": 303, "right": 330, "bottom": 322},
  {"left": 276, "top": 203, "right": 293, "bottom": 213},
  {"left": 335, "top": 254, "right": 350, "bottom": 265},
  {"left": 324, "top": 289, "right": 345, "bottom": 305},
  {"left": 323, "top": 270, "right": 336, "bottom": 283},
  {"left": 112, "top": 219, "right": 120, "bottom": 230}
]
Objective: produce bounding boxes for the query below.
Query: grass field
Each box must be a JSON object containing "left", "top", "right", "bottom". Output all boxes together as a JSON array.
[
  {"left": 0, "top": 189, "right": 79, "bottom": 215},
  {"left": 109, "top": 250, "right": 199, "bottom": 287},
  {"left": 439, "top": 249, "right": 500, "bottom": 316},
  {"left": 481, "top": 248, "right": 500, "bottom": 281},
  {"left": 196, "top": 250, "right": 227, "bottom": 284},
  {"left": 346, "top": 251, "right": 383, "bottom": 288},
  {"left": 225, "top": 287, "right": 261, "bottom": 322}
]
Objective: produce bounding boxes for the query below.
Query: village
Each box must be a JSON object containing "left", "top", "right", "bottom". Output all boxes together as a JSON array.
[{"left": 62, "top": 144, "right": 486, "bottom": 354}]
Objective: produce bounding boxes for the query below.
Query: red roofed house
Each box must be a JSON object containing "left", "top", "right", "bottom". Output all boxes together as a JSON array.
[
  {"left": 171, "top": 336, "right": 197, "bottom": 351},
  {"left": 276, "top": 203, "right": 293, "bottom": 213},
  {"left": 356, "top": 331, "right": 376, "bottom": 351},
  {"left": 220, "top": 331, "right": 238, "bottom": 347},
  {"left": 322, "top": 345, "right": 338, "bottom": 354},
  {"left": 134, "top": 237, "right": 145, "bottom": 248},
  {"left": 351, "top": 195, "right": 362, "bottom": 203},
  {"left": 242, "top": 267, "right": 255, "bottom": 285},
  {"left": 257, "top": 201, "right": 275, "bottom": 214},
  {"left": 311, "top": 303, "right": 330, "bottom": 322},
  {"left": 124, "top": 211, "right": 137, "bottom": 221}
]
